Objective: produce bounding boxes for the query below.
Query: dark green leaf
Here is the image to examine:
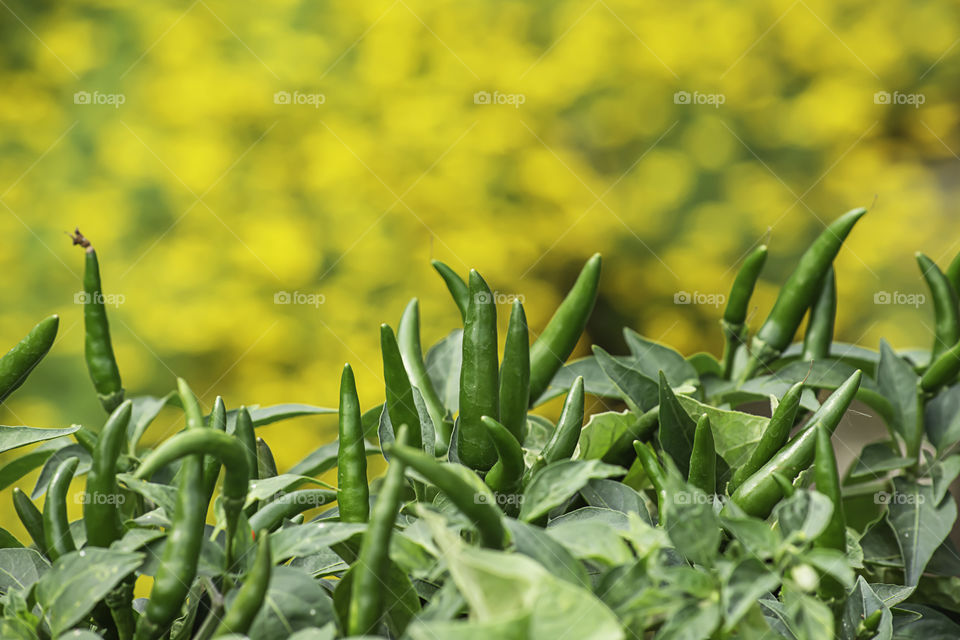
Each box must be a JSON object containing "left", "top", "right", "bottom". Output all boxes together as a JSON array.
[
  {"left": 503, "top": 520, "right": 590, "bottom": 589},
  {"left": 886, "top": 478, "right": 956, "bottom": 586},
  {"left": 658, "top": 372, "right": 697, "bottom": 477},
  {"left": 247, "top": 566, "right": 336, "bottom": 638},
  {"left": 519, "top": 460, "right": 624, "bottom": 522}
]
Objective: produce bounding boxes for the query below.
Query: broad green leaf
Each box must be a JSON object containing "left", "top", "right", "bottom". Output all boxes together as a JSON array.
[
  {"left": 923, "top": 385, "right": 960, "bottom": 451},
  {"left": 656, "top": 599, "right": 721, "bottom": 640},
  {"left": 0, "top": 425, "right": 79, "bottom": 456},
  {"left": 781, "top": 586, "right": 834, "bottom": 640},
  {"left": 0, "top": 527, "right": 22, "bottom": 549},
  {"left": 116, "top": 474, "right": 178, "bottom": 515},
  {"left": 425, "top": 328, "right": 461, "bottom": 413},
  {"left": 719, "top": 503, "right": 781, "bottom": 560},
  {"left": 0, "top": 548, "right": 48, "bottom": 592},
  {"left": 662, "top": 486, "right": 721, "bottom": 566},
  {"left": 126, "top": 393, "right": 176, "bottom": 453},
  {"left": 658, "top": 372, "right": 697, "bottom": 477},
  {"left": 289, "top": 550, "right": 347, "bottom": 578},
  {"left": 110, "top": 528, "right": 164, "bottom": 553},
  {"left": 246, "top": 566, "right": 336, "bottom": 638},
  {"left": 840, "top": 576, "right": 891, "bottom": 640},
  {"left": 270, "top": 522, "right": 365, "bottom": 561},
  {"left": 676, "top": 395, "right": 770, "bottom": 468},
  {"left": 930, "top": 455, "right": 960, "bottom": 503},
  {"left": 849, "top": 442, "right": 913, "bottom": 480},
  {"left": 407, "top": 617, "right": 528, "bottom": 640},
  {"left": 246, "top": 474, "right": 332, "bottom": 504},
  {"left": 546, "top": 508, "right": 633, "bottom": 565},
  {"left": 31, "top": 444, "right": 89, "bottom": 498},
  {"left": 532, "top": 355, "right": 623, "bottom": 406},
  {"left": 593, "top": 346, "right": 658, "bottom": 413},
  {"left": 805, "top": 548, "right": 855, "bottom": 589},
  {"left": 721, "top": 558, "right": 781, "bottom": 632},
  {"left": 774, "top": 490, "right": 834, "bottom": 545},
  {"left": 287, "top": 439, "right": 380, "bottom": 477},
  {"left": 0, "top": 440, "right": 65, "bottom": 491},
  {"left": 891, "top": 604, "right": 960, "bottom": 637},
  {"left": 503, "top": 520, "right": 590, "bottom": 589},
  {"left": 886, "top": 477, "right": 956, "bottom": 586},
  {"left": 520, "top": 460, "right": 624, "bottom": 522},
  {"left": 139, "top": 535, "right": 223, "bottom": 578},
  {"left": 577, "top": 411, "right": 636, "bottom": 461},
  {"left": 35, "top": 548, "right": 142, "bottom": 637},
  {"left": 623, "top": 329, "right": 698, "bottom": 386},
  {"left": 579, "top": 478, "right": 652, "bottom": 523},
  {"left": 687, "top": 352, "right": 723, "bottom": 378},
  {"left": 877, "top": 340, "right": 919, "bottom": 443}
]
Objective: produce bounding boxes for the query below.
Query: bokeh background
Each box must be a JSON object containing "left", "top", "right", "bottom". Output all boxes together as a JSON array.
[{"left": 2, "top": 0, "right": 960, "bottom": 532}]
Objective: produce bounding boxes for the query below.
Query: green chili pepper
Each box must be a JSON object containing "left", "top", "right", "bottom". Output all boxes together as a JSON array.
[
  {"left": 202, "top": 396, "right": 227, "bottom": 499},
  {"left": 528, "top": 253, "right": 601, "bottom": 403},
  {"left": 747, "top": 209, "right": 866, "bottom": 375},
  {"left": 946, "top": 251, "right": 960, "bottom": 296},
  {"left": 381, "top": 324, "right": 422, "bottom": 450},
  {"left": 398, "top": 299, "right": 450, "bottom": 449},
  {"left": 248, "top": 490, "right": 337, "bottom": 532},
  {"left": 801, "top": 266, "right": 836, "bottom": 362},
  {"left": 84, "top": 400, "right": 133, "bottom": 547},
  {"left": 42, "top": 456, "right": 79, "bottom": 561},
  {"left": 234, "top": 407, "right": 258, "bottom": 487},
  {"left": 540, "top": 376, "right": 585, "bottom": 464},
  {"left": 687, "top": 415, "right": 716, "bottom": 494},
  {"left": 633, "top": 441, "right": 668, "bottom": 515},
  {"left": 499, "top": 300, "right": 530, "bottom": 442},
  {"left": 921, "top": 339, "right": 960, "bottom": 393},
  {"left": 338, "top": 363, "right": 369, "bottom": 523},
  {"left": 135, "top": 380, "right": 210, "bottom": 640},
  {"left": 0, "top": 315, "right": 58, "bottom": 405},
  {"left": 731, "top": 370, "right": 861, "bottom": 518},
  {"left": 12, "top": 488, "right": 48, "bottom": 557},
  {"left": 813, "top": 425, "right": 845, "bottom": 552},
  {"left": 721, "top": 245, "right": 767, "bottom": 378},
  {"left": 256, "top": 437, "right": 278, "bottom": 479},
  {"left": 917, "top": 252, "right": 960, "bottom": 363},
  {"left": 72, "top": 426, "right": 98, "bottom": 455},
  {"left": 212, "top": 530, "right": 272, "bottom": 638},
  {"left": 386, "top": 443, "right": 506, "bottom": 549},
  {"left": 728, "top": 381, "right": 804, "bottom": 492},
  {"left": 602, "top": 406, "right": 659, "bottom": 467},
  {"left": 71, "top": 229, "right": 124, "bottom": 413},
  {"left": 431, "top": 259, "right": 470, "bottom": 319},
  {"left": 480, "top": 417, "right": 524, "bottom": 492},
  {"left": 457, "top": 270, "right": 499, "bottom": 471},
  {"left": 348, "top": 425, "right": 410, "bottom": 636}
]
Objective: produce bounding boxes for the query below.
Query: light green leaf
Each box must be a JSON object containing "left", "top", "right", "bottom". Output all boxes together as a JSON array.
[
  {"left": 31, "top": 444, "right": 89, "bottom": 498},
  {"left": 839, "top": 576, "right": 891, "bottom": 640},
  {"left": 546, "top": 508, "right": 633, "bottom": 565},
  {"left": 520, "top": 460, "right": 624, "bottom": 522},
  {"left": 623, "top": 329, "right": 698, "bottom": 386},
  {"left": 270, "top": 522, "right": 365, "bottom": 561},
  {"left": 425, "top": 328, "right": 462, "bottom": 413},
  {"left": 503, "top": 520, "right": 590, "bottom": 589},
  {"left": 0, "top": 548, "right": 48, "bottom": 592},
  {"left": 593, "top": 346, "right": 658, "bottom": 413},
  {"left": 886, "top": 477, "right": 956, "bottom": 586},
  {"left": 246, "top": 474, "right": 333, "bottom": 504},
  {"left": 246, "top": 566, "right": 335, "bottom": 638},
  {"left": 577, "top": 411, "right": 636, "bottom": 461},
  {"left": 0, "top": 425, "right": 79, "bottom": 456},
  {"left": 287, "top": 439, "right": 380, "bottom": 477},
  {"left": 774, "top": 490, "right": 834, "bottom": 545},
  {"left": 676, "top": 395, "right": 770, "bottom": 468},
  {"left": 721, "top": 559, "right": 781, "bottom": 632},
  {"left": 579, "top": 478, "right": 652, "bottom": 523},
  {"left": 877, "top": 340, "right": 919, "bottom": 442}
]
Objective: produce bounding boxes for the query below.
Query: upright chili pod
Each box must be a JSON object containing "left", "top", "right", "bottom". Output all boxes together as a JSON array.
[
  {"left": 728, "top": 381, "right": 804, "bottom": 492},
  {"left": 801, "top": 267, "right": 836, "bottom": 362},
  {"left": 381, "top": 324, "right": 422, "bottom": 450},
  {"left": 540, "top": 376, "right": 585, "bottom": 465},
  {"left": 721, "top": 245, "right": 767, "bottom": 379},
  {"left": 946, "top": 251, "right": 960, "bottom": 296},
  {"left": 338, "top": 363, "right": 369, "bottom": 523},
  {"left": 528, "top": 253, "right": 601, "bottom": 403},
  {"left": 398, "top": 299, "right": 450, "bottom": 448},
  {"left": 921, "top": 339, "right": 960, "bottom": 393},
  {"left": 731, "top": 370, "right": 861, "bottom": 518},
  {"left": 813, "top": 425, "right": 845, "bottom": 552},
  {"left": 917, "top": 252, "right": 960, "bottom": 363},
  {"left": 687, "top": 415, "right": 716, "bottom": 494},
  {"left": 747, "top": 209, "right": 866, "bottom": 375},
  {"left": 135, "top": 379, "right": 208, "bottom": 640},
  {"left": 84, "top": 400, "right": 133, "bottom": 547},
  {"left": 348, "top": 425, "right": 410, "bottom": 636},
  {"left": 499, "top": 300, "right": 530, "bottom": 442},
  {"left": 0, "top": 315, "right": 58, "bottom": 404},
  {"left": 43, "top": 456, "right": 79, "bottom": 561},
  {"left": 633, "top": 441, "right": 668, "bottom": 514},
  {"left": 202, "top": 396, "right": 227, "bottom": 500},
  {"left": 213, "top": 530, "right": 273, "bottom": 638},
  {"left": 256, "top": 438, "right": 278, "bottom": 479},
  {"left": 12, "top": 488, "right": 48, "bottom": 558},
  {"left": 386, "top": 443, "right": 506, "bottom": 549},
  {"left": 480, "top": 416, "right": 524, "bottom": 492},
  {"left": 234, "top": 407, "right": 258, "bottom": 485},
  {"left": 457, "top": 270, "right": 499, "bottom": 471},
  {"left": 71, "top": 229, "right": 124, "bottom": 413},
  {"left": 431, "top": 260, "right": 469, "bottom": 319}
]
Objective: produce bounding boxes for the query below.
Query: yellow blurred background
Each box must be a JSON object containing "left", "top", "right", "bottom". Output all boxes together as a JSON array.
[{"left": 2, "top": 0, "right": 960, "bottom": 536}]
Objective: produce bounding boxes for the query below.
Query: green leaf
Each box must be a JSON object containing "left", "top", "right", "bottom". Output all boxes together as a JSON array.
[
  {"left": 0, "top": 527, "right": 23, "bottom": 549},
  {"left": 877, "top": 340, "right": 919, "bottom": 443},
  {"left": 425, "top": 328, "right": 462, "bottom": 413},
  {"left": 246, "top": 474, "right": 333, "bottom": 504},
  {"left": 930, "top": 455, "right": 960, "bottom": 504},
  {"left": 593, "top": 346, "right": 658, "bottom": 413},
  {"left": 658, "top": 372, "right": 697, "bottom": 477},
  {"left": 676, "top": 395, "right": 770, "bottom": 469},
  {"left": 332, "top": 561, "right": 420, "bottom": 637},
  {"left": 848, "top": 442, "right": 913, "bottom": 480},
  {"left": 0, "top": 444, "right": 59, "bottom": 491},
  {"left": 287, "top": 439, "right": 380, "bottom": 477},
  {"left": 840, "top": 576, "right": 891, "bottom": 640},
  {"left": 126, "top": 393, "right": 176, "bottom": 452},
  {"left": 246, "top": 566, "right": 336, "bottom": 638},
  {"left": 773, "top": 490, "right": 834, "bottom": 545},
  {"left": 721, "top": 558, "right": 781, "bottom": 632},
  {"left": 781, "top": 586, "right": 834, "bottom": 640},
  {"left": 577, "top": 411, "right": 636, "bottom": 461},
  {"left": 719, "top": 503, "right": 781, "bottom": 560},
  {"left": 31, "top": 444, "right": 89, "bottom": 498},
  {"left": 0, "top": 425, "right": 79, "bottom": 456},
  {"left": 579, "top": 478, "right": 652, "bottom": 523},
  {"left": 891, "top": 604, "right": 960, "bottom": 637},
  {"left": 662, "top": 486, "right": 721, "bottom": 566},
  {"left": 503, "top": 520, "right": 590, "bottom": 589},
  {"left": 116, "top": 474, "right": 178, "bottom": 515},
  {"left": 687, "top": 352, "right": 723, "bottom": 378},
  {"left": 886, "top": 477, "right": 957, "bottom": 586},
  {"left": 35, "top": 548, "right": 142, "bottom": 637},
  {"left": 270, "top": 522, "right": 365, "bottom": 561},
  {"left": 0, "top": 548, "right": 48, "bottom": 592},
  {"left": 925, "top": 385, "right": 960, "bottom": 451},
  {"left": 520, "top": 460, "right": 624, "bottom": 522},
  {"left": 656, "top": 599, "right": 721, "bottom": 640},
  {"left": 623, "top": 329, "right": 698, "bottom": 386},
  {"left": 533, "top": 355, "right": 623, "bottom": 406},
  {"left": 244, "top": 403, "right": 337, "bottom": 426},
  {"left": 546, "top": 508, "right": 633, "bottom": 565}
]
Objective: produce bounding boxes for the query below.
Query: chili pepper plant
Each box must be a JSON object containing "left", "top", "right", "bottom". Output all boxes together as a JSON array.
[{"left": 1, "top": 212, "right": 960, "bottom": 639}]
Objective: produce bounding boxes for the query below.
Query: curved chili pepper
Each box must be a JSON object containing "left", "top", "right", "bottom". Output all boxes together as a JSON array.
[
  {"left": 801, "top": 266, "right": 836, "bottom": 362},
  {"left": 247, "top": 489, "right": 337, "bottom": 532},
  {"left": 480, "top": 416, "right": 524, "bottom": 492},
  {"left": 633, "top": 441, "right": 668, "bottom": 515},
  {"left": 338, "top": 363, "right": 369, "bottom": 523},
  {"left": 12, "top": 487, "right": 48, "bottom": 558},
  {"left": 457, "top": 270, "right": 499, "bottom": 471},
  {"left": 731, "top": 370, "right": 861, "bottom": 518},
  {"left": 946, "top": 251, "right": 960, "bottom": 296},
  {"left": 42, "top": 456, "right": 79, "bottom": 561},
  {"left": 212, "top": 530, "right": 272, "bottom": 638},
  {"left": 71, "top": 229, "right": 124, "bottom": 413},
  {"left": 431, "top": 259, "right": 469, "bottom": 319},
  {"left": 381, "top": 324, "right": 422, "bottom": 450},
  {"left": 234, "top": 407, "right": 258, "bottom": 486},
  {"left": 917, "top": 252, "right": 960, "bottom": 363},
  {"left": 813, "top": 425, "right": 845, "bottom": 552},
  {"left": 386, "top": 442, "right": 506, "bottom": 549},
  {"left": 528, "top": 253, "right": 601, "bottom": 402},
  {"left": 0, "top": 315, "right": 58, "bottom": 404},
  {"left": 498, "top": 300, "right": 530, "bottom": 442},
  {"left": 747, "top": 209, "right": 866, "bottom": 375},
  {"left": 348, "top": 425, "right": 410, "bottom": 636},
  {"left": 398, "top": 299, "right": 450, "bottom": 448},
  {"left": 687, "top": 415, "right": 716, "bottom": 494},
  {"left": 728, "top": 381, "right": 804, "bottom": 492},
  {"left": 540, "top": 376, "right": 585, "bottom": 464},
  {"left": 721, "top": 245, "right": 767, "bottom": 378},
  {"left": 921, "top": 339, "right": 960, "bottom": 393},
  {"left": 201, "top": 396, "right": 227, "bottom": 500}
]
